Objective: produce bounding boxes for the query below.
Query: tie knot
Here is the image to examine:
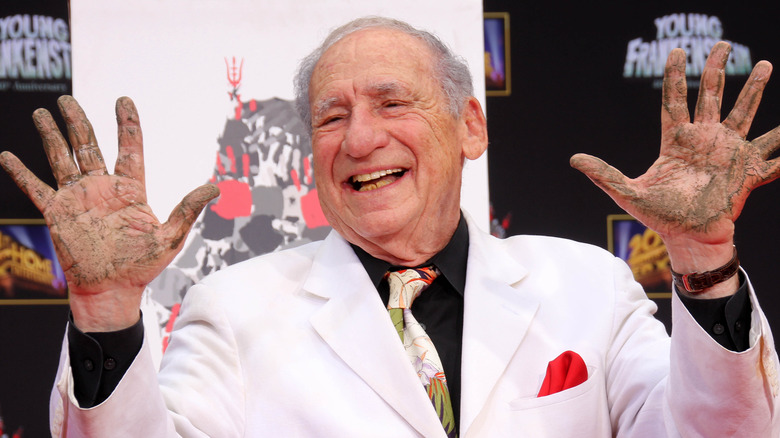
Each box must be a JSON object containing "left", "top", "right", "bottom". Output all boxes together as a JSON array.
[{"left": 385, "top": 266, "right": 440, "bottom": 310}]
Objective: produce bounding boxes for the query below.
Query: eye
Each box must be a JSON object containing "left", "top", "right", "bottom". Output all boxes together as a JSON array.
[
  {"left": 315, "top": 112, "right": 347, "bottom": 128},
  {"left": 381, "top": 100, "right": 409, "bottom": 115}
]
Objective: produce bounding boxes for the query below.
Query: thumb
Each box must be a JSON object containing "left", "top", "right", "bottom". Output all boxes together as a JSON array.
[
  {"left": 570, "top": 153, "right": 636, "bottom": 204},
  {"left": 163, "top": 183, "right": 220, "bottom": 250}
]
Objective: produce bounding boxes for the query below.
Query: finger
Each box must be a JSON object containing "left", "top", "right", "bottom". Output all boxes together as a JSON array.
[
  {"left": 58, "top": 95, "right": 108, "bottom": 176},
  {"left": 759, "top": 157, "right": 780, "bottom": 186},
  {"left": 752, "top": 123, "right": 780, "bottom": 159},
  {"left": 0, "top": 151, "right": 56, "bottom": 212},
  {"left": 33, "top": 107, "right": 81, "bottom": 187},
  {"left": 114, "top": 97, "right": 147, "bottom": 197},
  {"left": 661, "top": 48, "right": 691, "bottom": 131},
  {"left": 162, "top": 184, "right": 220, "bottom": 250},
  {"left": 570, "top": 153, "right": 636, "bottom": 208},
  {"left": 694, "top": 41, "right": 731, "bottom": 125},
  {"left": 723, "top": 61, "right": 773, "bottom": 137}
]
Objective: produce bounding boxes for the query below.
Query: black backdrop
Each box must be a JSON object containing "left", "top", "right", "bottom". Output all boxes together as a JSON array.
[
  {"left": 2, "top": 1, "right": 780, "bottom": 436},
  {"left": 1, "top": 1, "right": 71, "bottom": 436},
  {"left": 484, "top": 1, "right": 780, "bottom": 334}
]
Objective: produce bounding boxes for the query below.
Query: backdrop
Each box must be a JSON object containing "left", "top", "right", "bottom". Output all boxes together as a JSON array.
[{"left": 483, "top": 1, "right": 780, "bottom": 334}]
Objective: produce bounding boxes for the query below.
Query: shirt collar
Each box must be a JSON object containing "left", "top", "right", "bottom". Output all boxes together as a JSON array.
[{"left": 351, "top": 212, "right": 469, "bottom": 296}]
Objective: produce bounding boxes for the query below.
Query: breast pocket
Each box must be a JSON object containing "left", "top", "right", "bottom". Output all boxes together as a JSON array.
[{"left": 500, "top": 366, "right": 611, "bottom": 437}]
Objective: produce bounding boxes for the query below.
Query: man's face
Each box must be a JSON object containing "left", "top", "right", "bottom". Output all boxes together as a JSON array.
[{"left": 308, "top": 28, "right": 484, "bottom": 264}]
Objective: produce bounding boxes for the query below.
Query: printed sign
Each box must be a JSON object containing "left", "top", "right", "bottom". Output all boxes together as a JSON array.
[{"left": 0, "top": 219, "right": 67, "bottom": 304}]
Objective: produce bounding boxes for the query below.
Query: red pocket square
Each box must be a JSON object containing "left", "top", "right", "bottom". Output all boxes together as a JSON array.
[{"left": 537, "top": 350, "right": 588, "bottom": 397}]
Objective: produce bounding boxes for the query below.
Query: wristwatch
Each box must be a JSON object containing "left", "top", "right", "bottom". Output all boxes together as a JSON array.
[{"left": 670, "top": 247, "right": 739, "bottom": 293}]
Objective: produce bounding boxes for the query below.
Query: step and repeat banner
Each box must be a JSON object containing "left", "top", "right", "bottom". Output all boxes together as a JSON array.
[
  {"left": 1, "top": 1, "right": 72, "bottom": 436},
  {"left": 483, "top": 3, "right": 780, "bottom": 333},
  {"left": 1, "top": 0, "right": 485, "bottom": 435}
]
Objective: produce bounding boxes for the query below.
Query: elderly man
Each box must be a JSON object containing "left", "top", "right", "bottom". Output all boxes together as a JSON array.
[{"left": 2, "top": 16, "right": 780, "bottom": 437}]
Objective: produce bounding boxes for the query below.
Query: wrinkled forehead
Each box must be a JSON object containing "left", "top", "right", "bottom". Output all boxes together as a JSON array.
[{"left": 310, "top": 27, "right": 437, "bottom": 90}]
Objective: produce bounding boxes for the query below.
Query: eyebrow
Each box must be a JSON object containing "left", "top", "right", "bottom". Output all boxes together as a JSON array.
[{"left": 313, "top": 97, "right": 340, "bottom": 122}]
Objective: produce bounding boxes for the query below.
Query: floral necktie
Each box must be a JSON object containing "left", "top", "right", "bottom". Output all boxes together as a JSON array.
[{"left": 385, "top": 266, "right": 457, "bottom": 438}]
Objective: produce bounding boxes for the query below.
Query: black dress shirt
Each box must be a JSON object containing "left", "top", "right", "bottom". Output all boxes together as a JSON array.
[{"left": 69, "top": 213, "right": 752, "bottom": 416}]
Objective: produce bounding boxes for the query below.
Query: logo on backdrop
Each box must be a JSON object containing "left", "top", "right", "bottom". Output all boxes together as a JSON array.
[
  {"left": 0, "top": 14, "right": 71, "bottom": 93},
  {"left": 0, "top": 224, "right": 67, "bottom": 301},
  {"left": 608, "top": 215, "right": 672, "bottom": 296},
  {"left": 623, "top": 13, "right": 752, "bottom": 89}
]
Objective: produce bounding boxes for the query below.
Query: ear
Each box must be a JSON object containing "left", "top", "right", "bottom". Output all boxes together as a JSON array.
[{"left": 459, "top": 96, "right": 488, "bottom": 160}]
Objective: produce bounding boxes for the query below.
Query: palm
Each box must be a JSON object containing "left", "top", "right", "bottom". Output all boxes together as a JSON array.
[
  {"left": 42, "top": 174, "right": 179, "bottom": 294},
  {"left": 572, "top": 42, "right": 780, "bottom": 245}
]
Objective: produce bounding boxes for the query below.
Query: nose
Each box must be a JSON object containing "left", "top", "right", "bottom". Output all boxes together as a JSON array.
[{"left": 341, "top": 106, "right": 389, "bottom": 159}]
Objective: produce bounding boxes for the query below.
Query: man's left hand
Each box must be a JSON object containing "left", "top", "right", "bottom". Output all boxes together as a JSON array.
[{"left": 571, "top": 41, "right": 780, "bottom": 297}]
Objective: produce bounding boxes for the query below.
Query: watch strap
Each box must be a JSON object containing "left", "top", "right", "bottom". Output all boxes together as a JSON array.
[{"left": 670, "top": 247, "right": 739, "bottom": 293}]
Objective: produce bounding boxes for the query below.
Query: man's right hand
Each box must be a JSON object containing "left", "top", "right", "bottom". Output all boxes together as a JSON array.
[{"left": 0, "top": 96, "right": 219, "bottom": 332}]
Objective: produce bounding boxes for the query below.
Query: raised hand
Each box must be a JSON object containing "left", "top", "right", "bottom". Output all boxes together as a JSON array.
[
  {"left": 0, "top": 96, "right": 219, "bottom": 331},
  {"left": 570, "top": 42, "right": 780, "bottom": 295}
]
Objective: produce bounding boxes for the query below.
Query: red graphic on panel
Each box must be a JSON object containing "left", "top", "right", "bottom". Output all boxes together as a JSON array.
[
  {"left": 149, "top": 58, "right": 331, "bottom": 350},
  {"left": 226, "top": 56, "right": 244, "bottom": 119},
  {"left": 210, "top": 145, "right": 252, "bottom": 219},
  {"left": 162, "top": 303, "right": 181, "bottom": 352}
]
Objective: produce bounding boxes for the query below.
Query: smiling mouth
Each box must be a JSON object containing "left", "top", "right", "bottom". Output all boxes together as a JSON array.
[{"left": 350, "top": 168, "right": 406, "bottom": 192}]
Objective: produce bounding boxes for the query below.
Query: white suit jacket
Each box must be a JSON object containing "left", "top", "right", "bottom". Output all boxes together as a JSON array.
[{"left": 50, "top": 217, "right": 780, "bottom": 437}]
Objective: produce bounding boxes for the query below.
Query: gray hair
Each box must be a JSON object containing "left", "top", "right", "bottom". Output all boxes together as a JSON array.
[{"left": 293, "top": 16, "right": 474, "bottom": 132}]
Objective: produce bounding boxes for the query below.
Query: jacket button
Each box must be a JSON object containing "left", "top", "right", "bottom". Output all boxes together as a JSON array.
[
  {"left": 83, "top": 359, "right": 94, "bottom": 371},
  {"left": 104, "top": 357, "right": 117, "bottom": 370},
  {"left": 712, "top": 323, "right": 725, "bottom": 335}
]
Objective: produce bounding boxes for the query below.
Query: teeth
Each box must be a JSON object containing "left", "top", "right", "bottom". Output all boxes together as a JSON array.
[
  {"left": 358, "top": 179, "right": 393, "bottom": 192},
  {"left": 352, "top": 168, "right": 403, "bottom": 183}
]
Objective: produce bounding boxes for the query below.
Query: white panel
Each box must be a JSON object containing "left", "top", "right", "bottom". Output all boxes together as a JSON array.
[{"left": 70, "top": 0, "right": 488, "bottom": 230}]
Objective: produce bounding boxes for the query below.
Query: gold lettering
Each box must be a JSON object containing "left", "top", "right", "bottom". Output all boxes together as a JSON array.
[
  {"left": 627, "top": 228, "right": 670, "bottom": 282},
  {"left": 0, "top": 229, "right": 56, "bottom": 286}
]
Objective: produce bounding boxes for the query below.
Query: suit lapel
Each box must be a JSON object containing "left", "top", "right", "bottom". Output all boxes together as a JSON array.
[
  {"left": 306, "top": 232, "right": 446, "bottom": 438},
  {"left": 460, "top": 218, "right": 540, "bottom": 435}
]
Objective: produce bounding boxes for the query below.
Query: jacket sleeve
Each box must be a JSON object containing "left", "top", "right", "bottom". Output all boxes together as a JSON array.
[
  {"left": 50, "top": 331, "right": 179, "bottom": 437},
  {"left": 610, "top": 260, "right": 780, "bottom": 437},
  {"left": 49, "top": 282, "right": 246, "bottom": 437},
  {"left": 664, "top": 270, "right": 779, "bottom": 437}
]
